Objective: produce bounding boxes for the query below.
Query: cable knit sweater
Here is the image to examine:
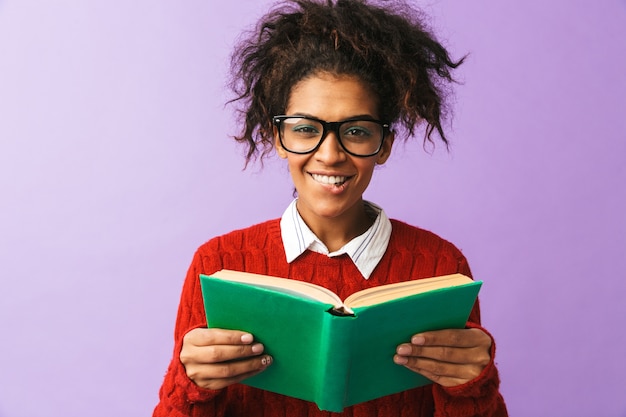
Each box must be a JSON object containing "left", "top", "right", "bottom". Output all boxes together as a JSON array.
[{"left": 154, "top": 219, "right": 507, "bottom": 416}]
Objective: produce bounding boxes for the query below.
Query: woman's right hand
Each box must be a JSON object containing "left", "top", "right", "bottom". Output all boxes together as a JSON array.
[{"left": 180, "top": 328, "right": 273, "bottom": 390}]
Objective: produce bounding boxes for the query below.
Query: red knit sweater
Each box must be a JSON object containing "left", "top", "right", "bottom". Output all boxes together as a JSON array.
[{"left": 154, "top": 219, "right": 507, "bottom": 416}]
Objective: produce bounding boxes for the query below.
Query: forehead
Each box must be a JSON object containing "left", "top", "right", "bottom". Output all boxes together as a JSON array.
[{"left": 286, "top": 72, "right": 379, "bottom": 119}]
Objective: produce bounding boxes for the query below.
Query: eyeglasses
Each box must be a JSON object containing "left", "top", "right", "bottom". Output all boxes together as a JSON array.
[{"left": 273, "top": 115, "right": 390, "bottom": 157}]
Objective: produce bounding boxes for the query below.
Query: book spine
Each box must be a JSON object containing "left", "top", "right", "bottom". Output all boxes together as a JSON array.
[{"left": 314, "top": 312, "right": 355, "bottom": 413}]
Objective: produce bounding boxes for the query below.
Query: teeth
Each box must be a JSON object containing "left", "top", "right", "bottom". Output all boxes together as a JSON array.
[{"left": 311, "top": 174, "right": 347, "bottom": 185}]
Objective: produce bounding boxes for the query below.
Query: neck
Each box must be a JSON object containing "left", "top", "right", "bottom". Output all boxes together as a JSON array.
[{"left": 297, "top": 200, "right": 375, "bottom": 252}]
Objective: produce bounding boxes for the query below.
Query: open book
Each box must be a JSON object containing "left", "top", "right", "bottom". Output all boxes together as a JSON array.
[{"left": 200, "top": 269, "right": 481, "bottom": 412}]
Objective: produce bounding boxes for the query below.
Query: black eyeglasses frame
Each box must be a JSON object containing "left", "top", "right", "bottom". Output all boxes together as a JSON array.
[{"left": 273, "top": 115, "right": 390, "bottom": 158}]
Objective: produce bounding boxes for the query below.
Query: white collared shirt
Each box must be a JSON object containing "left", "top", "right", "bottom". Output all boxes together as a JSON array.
[{"left": 279, "top": 199, "right": 392, "bottom": 279}]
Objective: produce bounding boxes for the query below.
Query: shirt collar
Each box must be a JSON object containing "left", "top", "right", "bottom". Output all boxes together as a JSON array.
[{"left": 279, "top": 199, "right": 391, "bottom": 279}]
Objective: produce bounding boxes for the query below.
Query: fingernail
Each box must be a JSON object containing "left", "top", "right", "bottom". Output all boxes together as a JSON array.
[
  {"left": 411, "top": 335, "right": 425, "bottom": 345},
  {"left": 397, "top": 345, "right": 411, "bottom": 355},
  {"left": 261, "top": 355, "right": 273, "bottom": 366},
  {"left": 394, "top": 355, "right": 408, "bottom": 365},
  {"left": 251, "top": 343, "right": 264, "bottom": 354},
  {"left": 241, "top": 333, "right": 253, "bottom": 343}
]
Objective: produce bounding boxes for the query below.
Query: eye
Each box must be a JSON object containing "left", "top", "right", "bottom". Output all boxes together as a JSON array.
[
  {"left": 292, "top": 124, "right": 319, "bottom": 135},
  {"left": 343, "top": 126, "right": 372, "bottom": 137},
  {"left": 342, "top": 125, "right": 374, "bottom": 142},
  {"left": 284, "top": 118, "right": 321, "bottom": 138}
]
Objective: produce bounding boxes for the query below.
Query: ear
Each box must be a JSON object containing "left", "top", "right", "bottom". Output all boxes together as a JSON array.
[
  {"left": 375, "top": 131, "right": 394, "bottom": 165},
  {"left": 274, "top": 126, "right": 288, "bottom": 159}
]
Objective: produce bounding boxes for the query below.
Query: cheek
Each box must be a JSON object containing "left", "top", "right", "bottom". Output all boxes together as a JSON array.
[
  {"left": 356, "top": 161, "right": 377, "bottom": 182},
  {"left": 285, "top": 156, "right": 308, "bottom": 179}
]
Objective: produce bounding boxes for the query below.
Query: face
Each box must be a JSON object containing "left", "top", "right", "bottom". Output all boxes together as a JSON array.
[{"left": 275, "top": 72, "right": 394, "bottom": 231}]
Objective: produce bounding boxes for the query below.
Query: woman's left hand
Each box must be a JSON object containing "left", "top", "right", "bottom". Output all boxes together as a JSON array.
[{"left": 393, "top": 328, "right": 492, "bottom": 387}]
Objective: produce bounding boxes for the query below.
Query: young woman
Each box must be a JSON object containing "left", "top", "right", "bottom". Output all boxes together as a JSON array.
[{"left": 154, "top": 1, "right": 507, "bottom": 416}]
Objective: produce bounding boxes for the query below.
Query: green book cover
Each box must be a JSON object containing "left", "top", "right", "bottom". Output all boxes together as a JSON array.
[{"left": 200, "top": 270, "right": 482, "bottom": 412}]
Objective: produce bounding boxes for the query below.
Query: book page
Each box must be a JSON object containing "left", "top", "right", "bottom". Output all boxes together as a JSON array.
[
  {"left": 211, "top": 270, "right": 344, "bottom": 308},
  {"left": 343, "top": 273, "right": 472, "bottom": 308}
]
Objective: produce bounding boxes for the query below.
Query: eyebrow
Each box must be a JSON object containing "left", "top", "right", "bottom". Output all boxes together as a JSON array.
[{"left": 288, "top": 113, "right": 379, "bottom": 122}]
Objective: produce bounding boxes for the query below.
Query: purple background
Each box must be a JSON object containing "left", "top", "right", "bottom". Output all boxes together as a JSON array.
[{"left": 1, "top": 1, "right": 625, "bottom": 416}]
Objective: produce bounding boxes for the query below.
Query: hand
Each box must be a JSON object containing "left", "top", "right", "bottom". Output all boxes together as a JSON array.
[
  {"left": 180, "top": 328, "right": 273, "bottom": 390},
  {"left": 393, "top": 328, "right": 491, "bottom": 387}
]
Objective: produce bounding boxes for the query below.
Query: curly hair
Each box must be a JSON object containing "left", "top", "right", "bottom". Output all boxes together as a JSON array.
[{"left": 228, "top": 0, "right": 464, "bottom": 165}]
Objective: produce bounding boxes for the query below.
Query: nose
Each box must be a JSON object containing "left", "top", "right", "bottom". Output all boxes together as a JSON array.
[{"left": 314, "top": 131, "right": 347, "bottom": 164}]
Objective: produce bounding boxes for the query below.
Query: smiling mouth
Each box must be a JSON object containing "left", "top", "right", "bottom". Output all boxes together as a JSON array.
[{"left": 310, "top": 173, "right": 350, "bottom": 186}]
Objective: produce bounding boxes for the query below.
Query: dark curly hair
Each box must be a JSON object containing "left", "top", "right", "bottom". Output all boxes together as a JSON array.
[{"left": 228, "top": 0, "right": 464, "bottom": 165}]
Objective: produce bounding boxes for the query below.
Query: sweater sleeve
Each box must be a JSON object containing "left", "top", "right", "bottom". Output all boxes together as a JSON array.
[
  {"left": 152, "top": 250, "right": 227, "bottom": 417},
  {"left": 430, "top": 245, "right": 508, "bottom": 416}
]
